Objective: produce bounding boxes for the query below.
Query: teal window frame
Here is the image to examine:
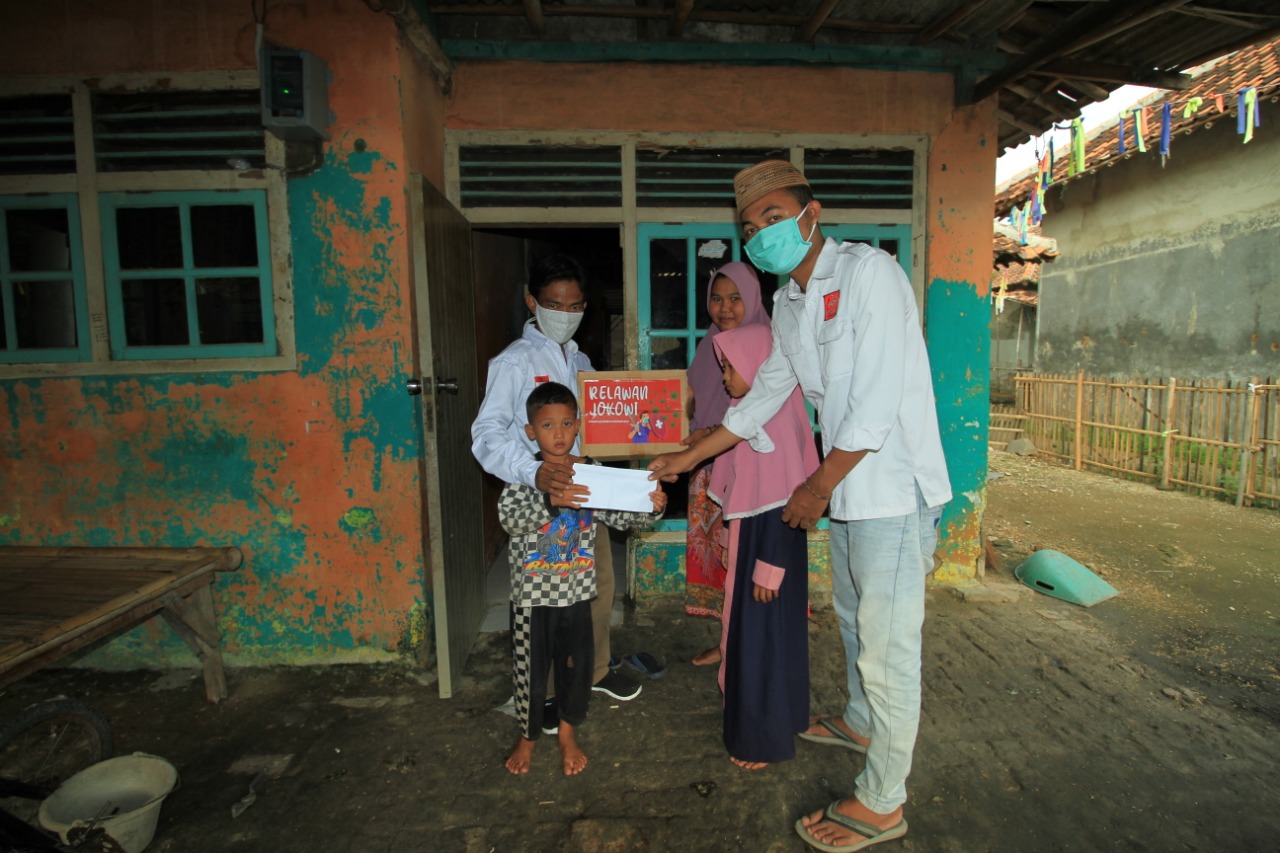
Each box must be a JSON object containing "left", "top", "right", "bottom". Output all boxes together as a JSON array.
[
  {"left": 637, "top": 223, "right": 745, "bottom": 371},
  {"left": 824, "top": 224, "right": 913, "bottom": 279},
  {"left": 637, "top": 222, "right": 912, "bottom": 533},
  {"left": 0, "top": 193, "right": 91, "bottom": 364},
  {"left": 100, "top": 189, "right": 276, "bottom": 361}
]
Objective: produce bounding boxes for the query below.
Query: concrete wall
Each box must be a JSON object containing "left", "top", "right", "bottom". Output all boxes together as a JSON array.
[
  {"left": 991, "top": 300, "right": 1036, "bottom": 397},
  {"left": 0, "top": 0, "right": 433, "bottom": 665},
  {"left": 1036, "top": 120, "right": 1280, "bottom": 379},
  {"left": 448, "top": 61, "right": 997, "bottom": 580}
]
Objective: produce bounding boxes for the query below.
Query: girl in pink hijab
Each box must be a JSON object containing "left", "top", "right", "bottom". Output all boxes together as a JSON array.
[
  {"left": 709, "top": 323, "right": 818, "bottom": 770},
  {"left": 683, "top": 262, "right": 771, "bottom": 666}
]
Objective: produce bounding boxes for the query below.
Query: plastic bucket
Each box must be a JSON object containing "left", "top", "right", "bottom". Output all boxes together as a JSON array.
[{"left": 38, "top": 753, "right": 178, "bottom": 853}]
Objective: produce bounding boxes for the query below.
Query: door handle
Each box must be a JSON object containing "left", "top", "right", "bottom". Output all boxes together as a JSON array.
[{"left": 407, "top": 377, "right": 459, "bottom": 396}]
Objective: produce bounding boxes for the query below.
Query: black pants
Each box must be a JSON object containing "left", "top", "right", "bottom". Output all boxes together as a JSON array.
[{"left": 511, "top": 600, "right": 593, "bottom": 739}]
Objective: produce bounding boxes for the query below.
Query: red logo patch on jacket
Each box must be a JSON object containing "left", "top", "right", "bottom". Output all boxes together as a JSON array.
[
  {"left": 534, "top": 375, "right": 550, "bottom": 385},
  {"left": 823, "top": 291, "right": 840, "bottom": 321}
]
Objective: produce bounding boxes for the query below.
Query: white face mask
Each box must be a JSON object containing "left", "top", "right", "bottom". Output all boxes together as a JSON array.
[{"left": 535, "top": 304, "right": 584, "bottom": 345}]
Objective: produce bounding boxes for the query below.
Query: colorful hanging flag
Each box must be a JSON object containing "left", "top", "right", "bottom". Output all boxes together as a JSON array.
[
  {"left": 1182, "top": 97, "right": 1203, "bottom": 119},
  {"left": 1118, "top": 113, "right": 1127, "bottom": 154},
  {"left": 1239, "top": 87, "right": 1260, "bottom": 143},
  {"left": 1132, "top": 107, "right": 1147, "bottom": 153},
  {"left": 1047, "top": 137, "right": 1055, "bottom": 186},
  {"left": 1160, "top": 103, "right": 1172, "bottom": 162},
  {"left": 1069, "top": 118, "right": 1085, "bottom": 175}
]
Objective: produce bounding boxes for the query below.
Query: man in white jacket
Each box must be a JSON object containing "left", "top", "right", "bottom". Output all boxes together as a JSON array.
[{"left": 650, "top": 161, "right": 951, "bottom": 852}]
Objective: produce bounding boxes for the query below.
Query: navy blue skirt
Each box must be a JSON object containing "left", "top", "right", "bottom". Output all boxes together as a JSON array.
[{"left": 721, "top": 507, "right": 810, "bottom": 763}]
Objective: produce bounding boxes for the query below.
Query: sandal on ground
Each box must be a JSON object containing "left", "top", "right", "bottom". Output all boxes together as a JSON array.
[
  {"left": 621, "top": 651, "right": 668, "bottom": 679},
  {"left": 794, "top": 802, "right": 908, "bottom": 852},
  {"left": 797, "top": 717, "right": 868, "bottom": 753}
]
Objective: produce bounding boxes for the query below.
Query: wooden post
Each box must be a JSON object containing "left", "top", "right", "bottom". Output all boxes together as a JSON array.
[
  {"left": 1210, "top": 380, "right": 1224, "bottom": 493},
  {"left": 159, "top": 588, "right": 228, "bottom": 703},
  {"left": 1237, "top": 379, "right": 1261, "bottom": 508},
  {"left": 1074, "top": 368, "right": 1085, "bottom": 470},
  {"left": 1014, "top": 307, "right": 1024, "bottom": 372},
  {"left": 1160, "top": 378, "right": 1177, "bottom": 490}
]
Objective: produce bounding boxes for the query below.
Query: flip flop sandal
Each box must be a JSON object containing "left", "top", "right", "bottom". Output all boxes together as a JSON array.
[
  {"left": 794, "top": 802, "right": 908, "bottom": 852},
  {"left": 621, "top": 651, "right": 668, "bottom": 679},
  {"left": 797, "top": 718, "right": 868, "bottom": 753}
]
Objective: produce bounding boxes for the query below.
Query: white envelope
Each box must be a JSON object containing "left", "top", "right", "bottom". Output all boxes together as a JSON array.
[{"left": 571, "top": 463, "right": 656, "bottom": 513}]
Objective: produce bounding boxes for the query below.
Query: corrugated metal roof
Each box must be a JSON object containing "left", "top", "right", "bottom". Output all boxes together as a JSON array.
[{"left": 422, "top": 1, "right": 1280, "bottom": 151}]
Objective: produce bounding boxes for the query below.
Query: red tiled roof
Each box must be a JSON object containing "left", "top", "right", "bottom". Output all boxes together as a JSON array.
[
  {"left": 991, "top": 221, "right": 1056, "bottom": 293},
  {"left": 995, "top": 36, "right": 1280, "bottom": 216},
  {"left": 993, "top": 260, "right": 1044, "bottom": 291},
  {"left": 993, "top": 222, "right": 1058, "bottom": 262}
]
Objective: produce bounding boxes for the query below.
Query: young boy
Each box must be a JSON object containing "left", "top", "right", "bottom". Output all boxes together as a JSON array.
[{"left": 500, "top": 382, "right": 666, "bottom": 776}]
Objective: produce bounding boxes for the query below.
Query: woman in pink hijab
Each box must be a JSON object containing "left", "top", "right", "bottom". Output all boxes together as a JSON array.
[
  {"left": 683, "top": 262, "right": 770, "bottom": 666},
  {"left": 709, "top": 323, "right": 818, "bottom": 770}
]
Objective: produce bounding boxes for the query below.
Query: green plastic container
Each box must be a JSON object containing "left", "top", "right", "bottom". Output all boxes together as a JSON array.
[{"left": 1014, "top": 549, "right": 1118, "bottom": 607}]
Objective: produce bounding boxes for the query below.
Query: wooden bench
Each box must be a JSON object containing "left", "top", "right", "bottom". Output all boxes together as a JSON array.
[{"left": 0, "top": 546, "right": 243, "bottom": 703}]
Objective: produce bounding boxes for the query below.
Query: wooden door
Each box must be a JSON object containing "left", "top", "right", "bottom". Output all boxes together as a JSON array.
[{"left": 409, "top": 176, "right": 485, "bottom": 698}]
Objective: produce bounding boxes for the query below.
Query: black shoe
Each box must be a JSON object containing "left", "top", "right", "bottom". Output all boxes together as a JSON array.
[
  {"left": 592, "top": 669, "right": 642, "bottom": 701},
  {"left": 540, "top": 699, "right": 559, "bottom": 735}
]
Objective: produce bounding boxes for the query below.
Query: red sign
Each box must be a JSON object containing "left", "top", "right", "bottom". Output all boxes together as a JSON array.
[{"left": 577, "top": 371, "right": 688, "bottom": 459}]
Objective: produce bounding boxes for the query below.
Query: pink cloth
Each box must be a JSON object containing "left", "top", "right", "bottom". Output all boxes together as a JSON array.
[
  {"left": 708, "top": 325, "right": 819, "bottom": 520},
  {"left": 751, "top": 559, "right": 786, "bottom": 591},
  {"left": 686, "top": 262, "right": 770, "bottom": 431},
  {"left": 717, "top": 518, "right": 741, "bottom": 697}
]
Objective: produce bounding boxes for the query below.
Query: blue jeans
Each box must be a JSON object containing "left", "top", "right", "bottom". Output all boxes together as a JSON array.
[{"left": 828, "top": 487, "right": 943, "bottom": 813}]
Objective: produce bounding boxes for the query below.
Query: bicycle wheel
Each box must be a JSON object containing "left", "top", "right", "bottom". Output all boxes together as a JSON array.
[{"left": 0, "top": 698, "right": 113, "bottom": 824}]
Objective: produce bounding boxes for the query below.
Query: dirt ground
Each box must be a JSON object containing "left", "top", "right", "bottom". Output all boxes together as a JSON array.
[{"left": 2, "top": 448, "right": 1278, "bottom": 852}]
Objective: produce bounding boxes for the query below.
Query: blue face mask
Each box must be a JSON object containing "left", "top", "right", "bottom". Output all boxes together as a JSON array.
[{"left": 744, "top": 204, "right": 816, "bottom": 275}]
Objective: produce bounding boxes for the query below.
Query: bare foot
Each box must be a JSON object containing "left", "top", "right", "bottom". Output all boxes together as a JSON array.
[
  {"left": 729, "top": 755, "right": 768, "bottom": 771},
  {"left": 691, "top": 645, "right": 722, "bottom": 666},
  {"left": 798, "top": 796, "right": 905, "bottom": 849},
  {"left": 558, "top": 722, "right": 588, "bottom": 776},
  {"left": 802, "top": 715, "right": 870, "bottom": 750},
  {"left": 505, "top": 736, "right": 535, "bottom": 775}
]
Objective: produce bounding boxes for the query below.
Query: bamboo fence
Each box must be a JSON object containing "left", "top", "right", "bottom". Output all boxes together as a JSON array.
[{"left": 1009, "top": 371, "right": 1279, "bottom": 510}]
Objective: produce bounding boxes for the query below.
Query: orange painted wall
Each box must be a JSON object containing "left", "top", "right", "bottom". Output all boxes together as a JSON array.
[
  {"left": 926, "top": 101, "right": 998, "bottom": 580},
  {"left": 448, "top": 62, "right": 952, "bottom": 135},
  {"left": 399, "top": 29, "right": 448, "bottom": 188},
  {"left": 0, "top": 1, "right": 438, "bottom": 662}
]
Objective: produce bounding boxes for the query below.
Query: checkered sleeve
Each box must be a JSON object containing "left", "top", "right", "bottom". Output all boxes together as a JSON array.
[
  {"left": 499, "top": 483, "right": 555, "bottom": 536},
  {"left": 595, "top": 506, "right": 663, "bottom": 532}
]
